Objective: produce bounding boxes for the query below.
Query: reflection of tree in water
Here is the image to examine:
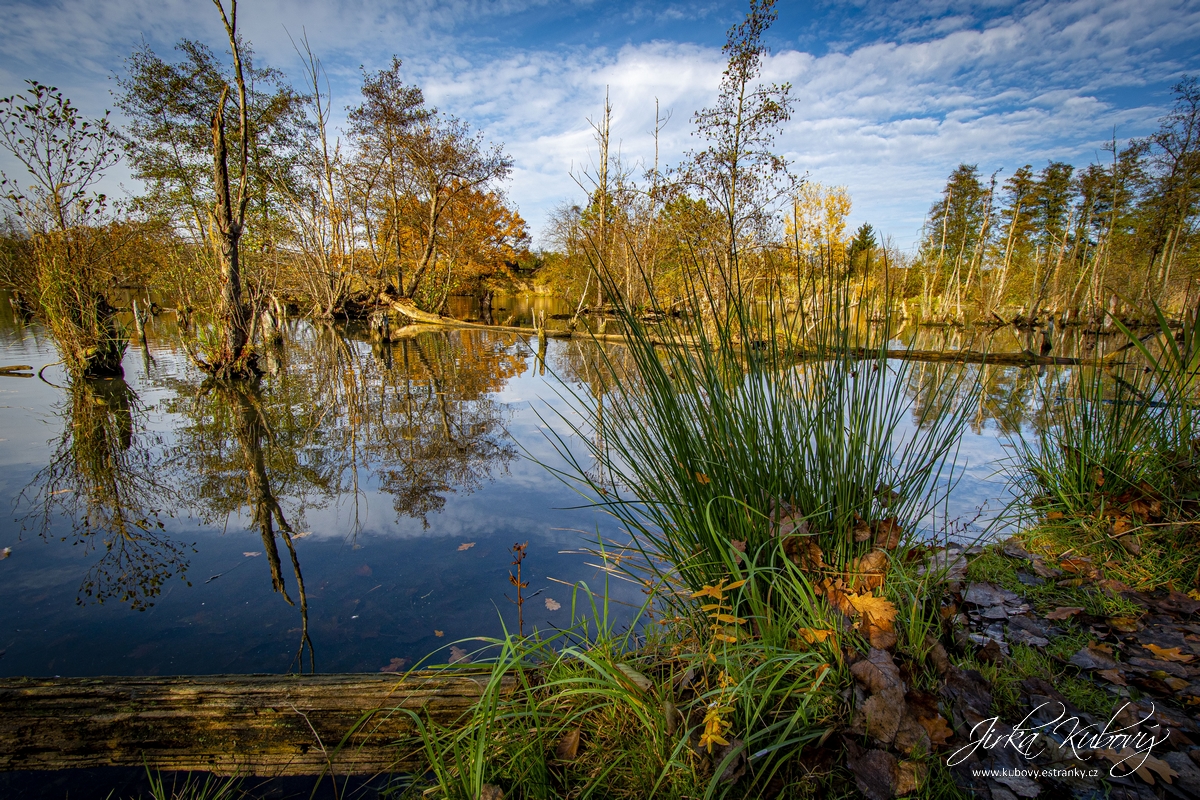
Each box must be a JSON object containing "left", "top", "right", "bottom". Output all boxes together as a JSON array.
[
  {"left": 263, "top": 323, "right": 522, "bottom": 528},
  {"left": 156, "top": 323, "right": 522, "bottom": 664},
  {"left": 166, "top": 376, "right": 319, "bottom": 671},
  {"left": 369, "top": 331, "right": 520, "bottom": 527},
  {"left": 19, "top": 378, "right": 187, "bottom": 611}
]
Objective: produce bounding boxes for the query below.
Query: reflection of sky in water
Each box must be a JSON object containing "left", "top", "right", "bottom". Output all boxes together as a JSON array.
[{"left": 0, "top": 310, "right": 1024, "bottom": 678}]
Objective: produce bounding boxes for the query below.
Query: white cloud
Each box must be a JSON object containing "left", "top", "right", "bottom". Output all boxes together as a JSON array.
[{"left": 2, "top": 0, "right": 1198, "bottom": 249}]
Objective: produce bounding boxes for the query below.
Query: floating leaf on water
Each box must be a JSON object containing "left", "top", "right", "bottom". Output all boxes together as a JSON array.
[
  {"left": 1044, "top": 606, "right": 1084, "bottom": 620},
  {"left": 291, "top": 531, "right": 312, "bottom": 539},
  {"left": 242, "top": 551, "right": 261, "bottom": 558},
  {"left": 457, "top": 542, "right": 475, "bottom": 551},
  {"left": 544, "top": 597, "right": 561, "bottom": 611},
  {"left": 434, "top": 629, "right": 444, "bottom": 638},
  {"left": 356, "top": 564, "right": 373, "bottom": 577},
  {"left": 1, "top": 547, "right": 9, "bottom": 559},
  {"left": 449, "top": 645, "right": 471, "bottom": 664},
  {"left": 1144, "top": 643, "right": 1194, "bottom": 663},
  {"left": 379, "top": 657, "right": 410, "bottom": 673}
]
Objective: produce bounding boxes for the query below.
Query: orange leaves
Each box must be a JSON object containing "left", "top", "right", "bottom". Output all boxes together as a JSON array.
[
  {"left": 691, "top": 578, "right": 747, "bottom": 602},
  {"left": 695, "top": 472, "right": 711, "bottom": 485},
  {"left": 798, "top": 627, "right": 834, "bottom": 644},
  {"left": 1143, "top": 643, "right": 1194, "bottom": 663},
  {"left": 849, "top": 593, "right": 899, "bottom": 650}
]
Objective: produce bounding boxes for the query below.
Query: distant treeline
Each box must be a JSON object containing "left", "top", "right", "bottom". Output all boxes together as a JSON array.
[{"left": 1, "top": 0, "right": 1196, "bottom": 378}]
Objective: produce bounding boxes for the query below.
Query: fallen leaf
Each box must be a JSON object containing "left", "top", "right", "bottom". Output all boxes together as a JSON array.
[
  {"left": 449, "top": 645, "right": 471, "bottom": 664},
  {"left": 918, "top": 715, "right": 954, "bottom": 745},
  {"left": 545, "top": 597, "right": 561, "bottom": 611},
  {"left": 818, "top": 577, "right": 855, "bottom": 617},
  {"left": 1069, "top": 644, "right": 1118, "bottom": 671},
  {"left": 895, "top": 759, "right": 925, "bottom": 795},
  {"left": 291, "top": 531, "right": 312, "bottom": 539},
  {"left": 1096, "top": 668, "right": 1127, "bottom": 686},
  {"left": 850, "top": 594, "right": 899, "bottom": 649},
  {"left": 853, "top": 515, "right": 873, "bottom": 543},
  {"left": 1060, "top": 557, "right": 1101, "bottom": 579},
  {"left": 695, "top": 472, "right": 710, "bottom": 485},
  {"left": 798, "top": 627, "right": 834, "bottom": 644},
  {"left": 616, "top": 663, "right": 653, "bottom": 693},
  {"left": 243, "top": 551, "right": 261, "bottom": 557},
  {"left": 457, "top": 542, "right": 475, "bottom": 551},
  {"left": 730, "top": 539, "right": 746, "bottom": 565},
  {"left": 1044, "top": 606, "right": 1084, "bottom": 620},
  {"left": 850, "top": 648, "right": 904, "bottom": 695},
  {"left": 849, "top": 593, "right": 898, "bottom": 626},
  {"left": 849, "top": 549, "right": 889, "bottom": 592},
  {"left": 1108, "top": 616, "right": 1141, "bottom": 633},
  {"left": 1046, "top": 510, "right": 1066, "bottom": 520},
  {"left": 784, "top": 536, "right": 824, "bottom": 570},
  {"left": 555, "top": 728, "right": 581, "bottom": 761},
  {"left": 1163, "top": 676, "right": 1189, "bottom": 691},
  {"left": 846, "top": 747, "right": 899, "bottom": 800},
  {"left": 874, "top": 518, "right": 904, "bottom": 550},
  {"left": 1, "top": 547, "right": 9, "bottom": 559},
  {"left": 776, "top": 513, "right": 808, "bottom": 538},
  {"left": 479, "top": 785, "right": 504, "bottom": 800},
  {"left": 434, "top": 629, "right": 444, "bottom": 637},
  {"left": 379, "top": 657, "right": 410, "bottom": 673},
  {"left": 1096, "top": 747, "right": 1178, "bottom": 785},
  {"left": 1144, "top": 643, "right": 1194, "bottom": 663}
]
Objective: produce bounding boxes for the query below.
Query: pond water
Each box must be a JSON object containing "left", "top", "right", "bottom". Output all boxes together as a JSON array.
[{"left": 0, "top": 296, "right": 1041, "bottom": 678}]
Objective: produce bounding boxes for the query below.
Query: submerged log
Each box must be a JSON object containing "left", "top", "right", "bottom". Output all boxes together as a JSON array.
[{"left": 0, "top": 670, "right": 512, "bottom": 777}]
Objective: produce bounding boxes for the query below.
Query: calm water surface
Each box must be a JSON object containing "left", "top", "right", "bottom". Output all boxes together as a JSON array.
[{"left": 0, "top": 297, "right": 1024, "bottom": 677}]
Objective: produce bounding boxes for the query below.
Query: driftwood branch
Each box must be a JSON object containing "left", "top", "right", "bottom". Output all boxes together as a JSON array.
[{"left": 0, "top": 671, "right": 513, "bottom": 776}]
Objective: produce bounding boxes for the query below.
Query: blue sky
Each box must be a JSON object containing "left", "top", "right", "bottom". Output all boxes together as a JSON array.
[{"left": 2, "top": 0, "right": 1198, "bottom": 249}]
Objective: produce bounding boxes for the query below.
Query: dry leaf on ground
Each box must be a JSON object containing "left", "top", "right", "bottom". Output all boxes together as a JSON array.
[
  {"left": 1096, "top": 748, "right": 1178, "bottom": 785},
  {"left": 798, "top": 627, "right": 834, "bottom": 644},
  {"left": 918, "top": 714, "right": 954, "bottom": 745},
  {"left": 1144, "top": 643, "right": 1194, "bottom": 663},
  {"left": 1044, "top": 606, "right": 1083, "bottom": 620},
  {"left": 874, "top": 518, "right": 904, "bottom": 550},
  {"left": 555, "top": 728, "right": 581, "bottom": 761}
]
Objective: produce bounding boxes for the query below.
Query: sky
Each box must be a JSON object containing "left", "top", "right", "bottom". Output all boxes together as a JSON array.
[{"left": 1, "top": 0, "right": 1198, "bottom": 250}]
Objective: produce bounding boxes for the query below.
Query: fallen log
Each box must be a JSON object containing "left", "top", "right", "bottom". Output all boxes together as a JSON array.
[
  {"left": 0, "top": 670, "right": 512, "bottom": 777},
  {"left": 386, "top": 300, "right": 1089, "bottom": 366}
]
